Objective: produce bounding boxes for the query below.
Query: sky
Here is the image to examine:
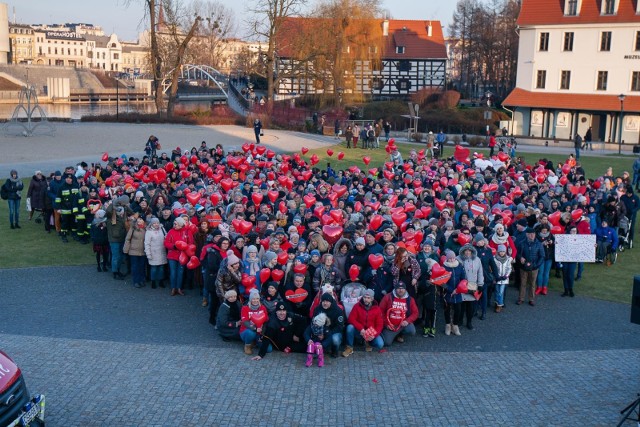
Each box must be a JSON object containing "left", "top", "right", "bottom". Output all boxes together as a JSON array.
[{"left": 8, "top": 0, "right": 458, "bottom": 41}]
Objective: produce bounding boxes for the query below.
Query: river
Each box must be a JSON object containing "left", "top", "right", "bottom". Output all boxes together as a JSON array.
[{"left": 0, "top": 100, "right": 216, "bottom": 120}]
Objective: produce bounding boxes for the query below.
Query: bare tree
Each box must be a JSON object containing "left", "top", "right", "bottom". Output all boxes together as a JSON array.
[
  {"left": 247, "top": 0, "right": 308, "bottom": 108},
  {"left": 186, "top": 0, "right": 236, "bottom": 69},
  {"left": 161, "top": 0, "right": 202, "bottom": 117}
]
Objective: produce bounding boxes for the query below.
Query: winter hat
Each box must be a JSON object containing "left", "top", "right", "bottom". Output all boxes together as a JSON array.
[
  {"left": 135, "top": 191, "right": 144, "bottom": 199},
  {"left": 497, "top": 244, "right": 507, "bottom": 253},
  {"left": 313, "top": 312, "right": 328, "bottom": 327},
  {"left": 264, "top": 251, "right": 278, "bottom": 264},
  {"left": 428, "top": 218, "right": 439, "bottom": 226},
  {"left": 444, "top": 221, "right": 454, "bottom": 228},
  {"left": 355, "top": 237, "right": 365, "bottom": 246},
  {"left": 473, "top": 232, "right": 485, "bottom": 243},
  {"left": 173, "top": 217, "right": 186, "bottom": 227},
  {"left": 54, "top": 170, "right": 62, "bottom": 177},
  {"left": 516, "top": 218, "right": 528, "bottom": 227},
  {"left": 310, "top": 249, "right": 321, "bottom": 257},
  {"left": 148, "top": 217, "right": 160, "bottom": 226},
  {"left": 363, "top": 289, "right": 375, "bottom": 298},
  {"left": 394, "top": 281, "right": 407, "bottom": 289},
  {"left": 224, "top": 289, "right": 237, "bottom": 299},
  {"left": 275, "top": 302, "right": 287, "bottom": 312},
  {"left": 445, "top": 249, "right": 456, "bottom": 260},
  {"left": 321, "top": 293, "right": 334, "bottom": 303},
  {"left": 249, "top": 289, "right": 261, "bottom": 302},
  {"left": 94, "top": 209, "right": 106, "bottom": 224},
  {"left": 226, "top": 250, "right": 240, "bottom": 265},
  {"left": 247, "top": 245, "right": 258, "bottom": 254},
  {"left": 422, "top": 238, "right": 435, "bottom": 248},
  {"left": 516, "top": 203, "right": 526, "bottom": 213}
]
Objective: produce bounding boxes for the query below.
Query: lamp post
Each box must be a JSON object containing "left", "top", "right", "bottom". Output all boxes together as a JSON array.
[
  {"left": 485, "top": 91, "right": 493, "bottom": 137},
  {"left": 116, "top": 78, "right": 119, "bottom": 121},
  {"left": 618, "top": 93, "right": 625, "bottom": 155},
  {"left": 337, "top": 86, "right": 343, "bottom": 106}
]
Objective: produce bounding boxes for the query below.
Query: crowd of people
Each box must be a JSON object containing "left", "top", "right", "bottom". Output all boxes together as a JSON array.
[{"left": 3, "top": 134, "right": 638, "bottom": 367}]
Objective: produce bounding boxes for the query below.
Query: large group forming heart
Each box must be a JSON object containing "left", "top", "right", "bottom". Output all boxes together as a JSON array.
[{"left": 68, "top": 136, "right": 628, "bottom": 364}]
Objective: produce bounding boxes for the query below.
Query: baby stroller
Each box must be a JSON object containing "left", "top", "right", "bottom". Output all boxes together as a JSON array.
[{"left": 617, "top": 215, "right": 633, "bottom": 251}]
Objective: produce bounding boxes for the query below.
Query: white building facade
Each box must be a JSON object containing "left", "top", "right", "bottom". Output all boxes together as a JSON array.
[{"left": 504, "top": 0, "right": 640, "bottom": 145}]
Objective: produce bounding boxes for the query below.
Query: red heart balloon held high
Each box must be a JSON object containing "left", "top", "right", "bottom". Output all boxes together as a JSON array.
[
  {"left": 457, "top": 233, "right": 472, "bottom": 245},
  {"left": 252, "top": 192, "right": 263, "bottom": 205},
  {"left": 101, "top": 152, "right": 109, "bottom": 162},
  {"left": 186, "top": 192, "right": 201, "bottom": 205},
  {"left": 337, "top": 152, "right": 345, "bottom": 160},
  {"left": 293, "top": 264, "right": 308, "bottom": 274},
  {"left": 326, "top": 149, "right": 334, "bottom": 157},
  {"left": 368, "top": 253, "right": 383, "bottom": 270},
  {"left": 271, "top": 269, "right": 285, "bottom": 282},
  {"left": 276, "top": 251, "right": 289, "bottom": 265},
  {"left": 322, "top": 224, "right": 343, "bottom": 245},
  {"left": 362, "top": 156, "right": 371, "bottom": 165},
  {"left": 435, "top": 199, "right": 447, "bottom": 211},
  {"left": 301, "top": 147, "right": 309, "bottom": 155},
  {"left": 303, "top": 194, "right": 317, "bottom": 208},
  {"left": 454, "top": 146, "right": 470, "bottom": 162},
  {"left": 260, "top": 268, "right": 271, "bottom": 284},
  {"left": 391, "top": 211, "right": 407, "bottom": 227},
  {"left": 268, "top": 190, "right": 279, "bottom": 203}
]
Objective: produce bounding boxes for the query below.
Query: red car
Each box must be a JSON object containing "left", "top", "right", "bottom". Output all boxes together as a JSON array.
[{"left": 0, "top": 350, "right": 45, "bottom": 427}]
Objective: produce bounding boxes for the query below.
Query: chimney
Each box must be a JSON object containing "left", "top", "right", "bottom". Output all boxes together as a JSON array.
[
  {"left": 427, "top": 21, "right": 433, "bottom": 37},
  {"left": 382, "top": 19, "right": 389, "bottom": 37}
]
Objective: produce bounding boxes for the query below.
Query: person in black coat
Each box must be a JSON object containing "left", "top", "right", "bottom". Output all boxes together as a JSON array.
[
  {"left": 216, "top": 290, "right": 242, "bottom": 341},
  {"left": 254, "top": 119, "right": 263, "bottom": 144},
  {"left": 252, "top": 303, "right": 308, "bottom": 360},
  {"left": 26, "top": 171, "right": 47, "bottom": 221},
  {"left": 516, "top": 228, "right": 545, "bottom": 306},
  {"left": 2, "top": 169, "right": 24, "bottom": 229},
  {"left": 473, "top": 234, "right": 498, "bottom": 320}
]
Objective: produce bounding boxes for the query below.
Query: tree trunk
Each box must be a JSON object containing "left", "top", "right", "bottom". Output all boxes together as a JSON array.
[
  {"left": 147, "top": 0, "right": 165, "bottom": 117},
  {"left": 166, "top": 17, "right": 201, "bottom": 117}
]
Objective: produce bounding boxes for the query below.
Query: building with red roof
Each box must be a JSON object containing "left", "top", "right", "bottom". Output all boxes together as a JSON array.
[
  {"left": 275, "top": 18, "right": 447, "bottom": 98},
  {"left": 503, "top": 0, "right": 640, "bottom": 145}
]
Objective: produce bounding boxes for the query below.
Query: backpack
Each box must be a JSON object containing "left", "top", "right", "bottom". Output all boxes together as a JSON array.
[{"left": 0, "top": 182, "right": 8, "bottom": 200}]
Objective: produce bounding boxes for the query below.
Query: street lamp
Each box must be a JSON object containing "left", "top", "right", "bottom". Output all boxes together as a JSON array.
[
  {"left": 337, "top": 86, "right": 344, "bottom": 106},
  {"left": 485, "top": 91, "right": 493, "bottom": 136},
  {"left": 618, "top": 93, "right": 625, "bottom": 155}
]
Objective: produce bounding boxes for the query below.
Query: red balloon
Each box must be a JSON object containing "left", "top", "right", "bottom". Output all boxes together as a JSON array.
[
  {"left": 186, "top": 244, "right": 196, "bottom": 257},
  {"left": 368, "top": 254, "right": 383, "bottom": 270},
  {"left": 571, "top": 209, "right": 583, "bottom": 221},
  {"left": 326, "top": 149, "right": 334, "bottom": 157},
  {"left": 369, "top": 214, "right": 383, "bottom": 231},
  {"left": 391, "top": 211, "right": 407, "bottom": 227},
  {"left": 241, "top": 273, "right": 256, "bottom": 288},
  {"left": 349, "top": 265, "right": 360, "bottom": 282},
  {"left": 548, "top": 211, "right": 562, "bottom": 226},
  {"left": 303, "top": 194, "right": 317, "bottom": 208},
  {"left": 186, "top": 192, "right": 201, "bottom": 205},
  {"left": 175, "top": 241, "right": 188, "bottom": 251},
  {"left": 293, "top": 264, "right": 308, "bottom": 274},
  {"left": 252, "top": 193, "right": 263, "bottom": 205},
  {"left": 550, "top": 225, "right": 563, "bottom": 235},
  {"left": 268, "top": 190, "right": 279, "bottom": 203},
  {"left": 271, "top": 269, "right": 284, "bottom": 282},
  {"left": 322, "top": 224, "right": 343, "bottom": 245},
  {"left": 337, "top": 152, "right": 345, "bottom": 160},
  {"left": 362, "top": 156, "right": 371, "bottom": 166},
  {"left": 101, "top": 152, "right": 109, "bottom": 162},
  {"left": 164, "top": 162, "right": 175, "bottom": 173},
  {"left": 457, "top": 233, "right": 472, "bottom": 245},
  {"left": 301, "top": 147, "right": 309, "bottom": 155},
  {"left": 277, "top": 251, "right": 289, "bottom": 265},
  {"left": 186, "top": 255, "right": 200, "bottom": 270},
  {"left": 178, "top": 251, "right": 189, "bottom": 266},
  {"left": 259, "top": 268, "right": 271, "bottom": 284},
  {"left": 562, "top": 164, "right": 571, "bottom": 175},
  {"left": 430, "top": 263, "right": 451, "bottom": 286},
  {"left": 455, "top": 279, "right": 469, "bottom": 294}
]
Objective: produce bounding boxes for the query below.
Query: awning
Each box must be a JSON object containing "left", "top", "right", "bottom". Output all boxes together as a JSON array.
[{"left": 503, "top": 88, "right": 640, "bottom": 113}]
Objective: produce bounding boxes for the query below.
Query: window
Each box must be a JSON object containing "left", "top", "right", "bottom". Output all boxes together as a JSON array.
[
  {"left": 396, "top": 60, "right": 411, "bottom": 72},
  {"left": 113, "top": 53, "right": 119, "bottom": 60},
  {"left": 341, "top": 45, "right": 350, "bottom": 54},
  {"left": 602, "top": 0, "right": 615, "bottom": 14},
  {"left": 600, "top": 31, "right": 612, "bottom": 51},
  {"left": 396, "top": 46, "right": 405, "bottom": 54},
  {"left": 369, "top": 46, "right": 378, "bottom": 54},
  {"left": 539, "top": 32, "right": 549, "bottom": 51},
  {"left": 371, "top": 77, "right": 384, "bottom": 90},
  {"left": 596, "top": 71, "right": 608, "bottom": 90},
  {"left": 560, "top": 70, "right": 571, "bottom": 89},
  {"left": 396, "top": 79, "right": 411, "bottom": 91},
  {"left": 636, "top": 31, "right": 640, "bottom": 51},
  {"left": 563, "top": 32, "right": 574, "bottom": 51},
  {"left": 536, "top": 70, "right": 547, "bottom": 89},
  {"left": 566, "top": 0, "right": 578, "bottom": 15},
  {"left": 632, "top": 72, "right": 640, "bottom": 91}
]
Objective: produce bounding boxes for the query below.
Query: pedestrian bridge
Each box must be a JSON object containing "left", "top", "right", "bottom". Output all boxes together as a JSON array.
[{"left": 161, "top": 64, "right": 228, "bottom": 98}]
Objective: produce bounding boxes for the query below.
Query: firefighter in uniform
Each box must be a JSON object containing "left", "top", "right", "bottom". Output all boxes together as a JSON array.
[
  {"left": 74, "top": 184, "right": 91, "bottom": 244},
  {"left": 55, "top": 174, "right": 78, "bottom": 243}
]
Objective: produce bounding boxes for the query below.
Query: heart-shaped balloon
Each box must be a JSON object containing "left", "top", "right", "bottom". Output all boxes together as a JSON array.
[
  {"left": 430, "top": 263, "right": 451, "bottom": 286},
  {"left": 186, "top": 255, "right": 200, "bottom": 270},
  {"left": 362, "top": 156, "right": 371, "bottom": 165},
  {"left": 178, "top": 251, "right": 189, "bottom": 266},
  {"left": 322, "top": 224, "right": 344, "bottom": 245},
  {"left": 562, "top": 164, "right": 571, "bottom": 175},
  {"left": 252, "top": 192, "right": 263, "bottom": 205},
  {"left": 368, "top": 253, "right": 383, "bottom": 270},
  {"left": 548, "top": 175, "right": 558, "bottom": 186},
  {"left": 454, "top": 146, "right": 470, "bottom": 162},
  {"left": 551, "top": 225, "right": 564, "bottom": 235},
  {"left": 259, "top": 268, "right": 271, "bottom": 284},
  {"left": 303, "top": 194, "right": 317, "bottom": 208},
  {"left": 249, "top": 310, "right": 267, "bottom": 327},
  {"left": 276, "top": 251, "right": 288, "bottom": 265},
  {"left": 101, "top": 152, "right": 109, "bottom": 162},
  {"left": 271, "top": 269, "right": 285, "bottom": 282},
  {"left": 497, "top": 152, "right": 509, "bottom": 162},
  {"left": 175, "top": 241, "right": 188, "bottom": 251},
  {"left": 301, "top": 147, "right": 309, "bottom": 155},
  {"left": 369, "top": 214, "right": 383, "bottom": 231},
  {"left": 310, "top": 154, "right": 319, "bottom": 165},
  {"left": 186, "top": 192, "right": 201, "bottom": 205},
  {"left": 435, "top": 199, "right": 446, "bottom": 211},
  {"left": 293, "top": 264, "right": 308, "bottom": 274},
  {"left": 220, "top": 178, "right": 235, "bottom": 192},
  {"left": 457, "top": 233, "right": 472, "bottom": 245},
  {"left": 455, "top": 279, "right": 469, "bottom": 294},
  {"left": 571, "top": 209, "right": 583, "bottom": 221},
  {"left": 349, "top": 264, "right": 360, "bottom": 282},
  {"left": 391, "top": 211, "right": 407, "bottom": 227},
  {"left": 267, "top": 190, "right": 279, "bottom": 203},
  {"left": 285, "top": 288, "right": 308, "bottom": 304},
  {"left": 242, "top": 273, "right": 256, "bottom": 288},
  {"left": 186, "top": 244, "right": 196, "bottom": 257},
  {"left": 337, "top": 152, "right": 345, "bottom": 160}
]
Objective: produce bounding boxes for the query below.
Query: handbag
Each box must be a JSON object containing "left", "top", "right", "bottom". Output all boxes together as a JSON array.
[
  {"left": 26, "top": 197, "right": 32, "bottom": 212},
  {"left": 466, "top": 281, "right": 478, "bottom": 292},
  {"left": 260, "top": 132, "right": 264, "bottom": 136}
]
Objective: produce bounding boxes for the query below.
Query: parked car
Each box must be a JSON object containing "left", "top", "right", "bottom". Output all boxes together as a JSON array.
[{"left": 0, "top": 350, "right": 45, "bottom": 427}]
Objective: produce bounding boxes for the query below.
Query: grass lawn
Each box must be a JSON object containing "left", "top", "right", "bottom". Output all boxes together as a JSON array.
[{"left": 0, "top": 146, "right": 636, "bottom": 305}]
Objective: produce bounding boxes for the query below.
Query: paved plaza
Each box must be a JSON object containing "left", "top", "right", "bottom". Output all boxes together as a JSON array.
[{"left": 1, "top": 266, "right": 639, "bottom": 426}]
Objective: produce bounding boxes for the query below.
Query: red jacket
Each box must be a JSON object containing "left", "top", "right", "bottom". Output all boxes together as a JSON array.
[
  {"left": 379, "top": 291, "right": 419, "bottom": 328},
  {"left": 164, "top": 227, "right": 195, "bottom": 261},
  {"left": 347, "top": 300, "right": 383, "bottom": 336}
]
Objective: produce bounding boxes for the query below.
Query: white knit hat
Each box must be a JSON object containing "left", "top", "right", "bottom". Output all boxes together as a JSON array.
[{"left": 226, "top": 249, "right": 240, "bottom": 265}]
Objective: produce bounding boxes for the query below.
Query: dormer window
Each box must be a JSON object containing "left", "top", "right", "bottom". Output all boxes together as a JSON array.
[
  {"left": 396, "top": 46, "right": 405, "bottom": 54},
  {"left": 565, "top": 0, "right": 579, "bottom": 16},
  {"left": 602, "top": 0, "right": 615, "bottom": 15}
]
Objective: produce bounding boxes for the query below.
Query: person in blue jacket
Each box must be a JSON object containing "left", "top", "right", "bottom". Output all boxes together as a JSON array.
[
  {"left": 595, "top": 219, "right": 619, "bottom": 263},
  {"left": 442, "top": 249, "right": 466, "bottom": 336}
]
